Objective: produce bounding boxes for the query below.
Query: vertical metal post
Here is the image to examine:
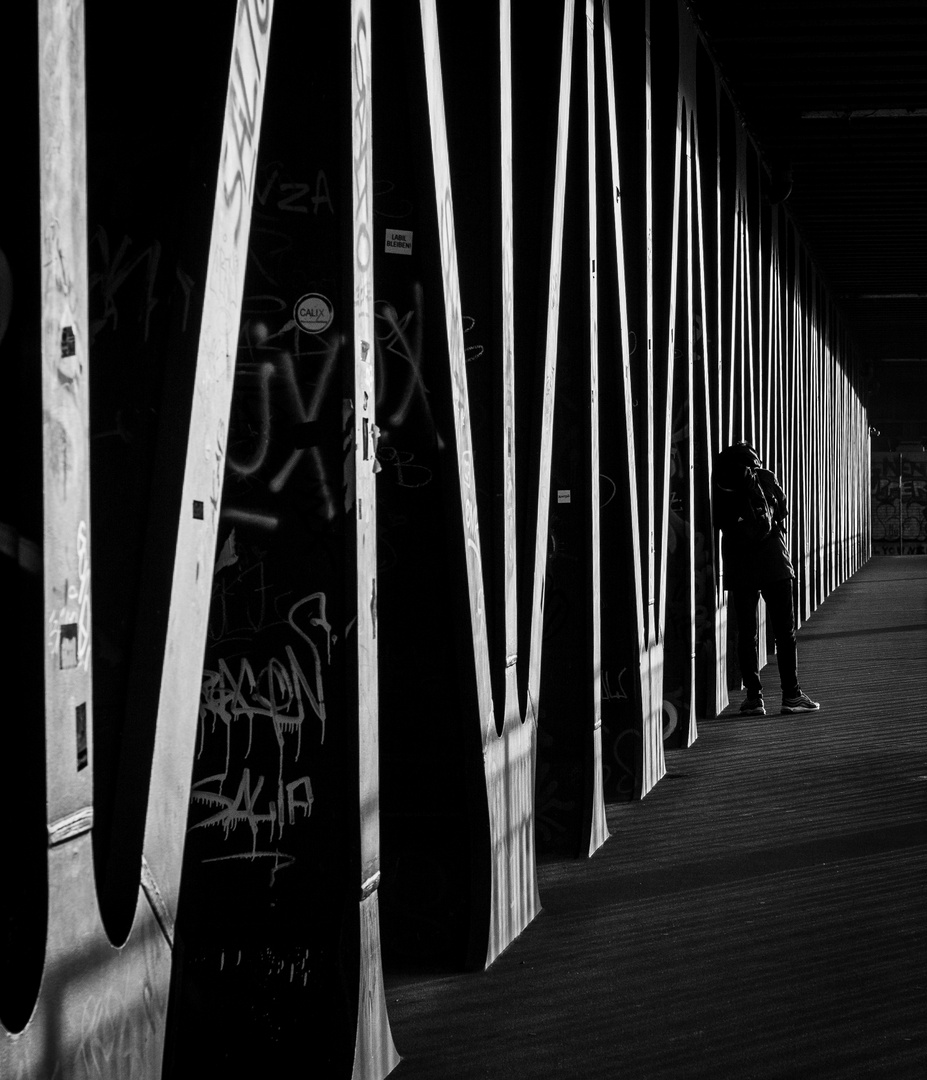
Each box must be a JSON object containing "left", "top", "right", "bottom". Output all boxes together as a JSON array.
[
  {"left": 39, "top": 0, "right": 92, "bottom": 848},
  {"left": 583, "top": 0, "right": 608, "bottom": 851},
  {"left": 143, "top": 0, "right": 273, "bottom": 941},
  {"left": 349, "top": 5, "right": 399, "bottom": 1076},
  {"left": 419, "top": 0, "right": 539, "bottom": 968},
  {"left": 642, "top": 0, "right": 669, "bottom": 794},
  {"left": 525, "top": 0, "right": 575, "bottom": 730}
]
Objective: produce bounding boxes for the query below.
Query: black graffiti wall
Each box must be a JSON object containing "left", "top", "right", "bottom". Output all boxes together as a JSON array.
[
  {"left": 871, "top": 452, "right": 927, "bottom": 555},
  {"left": 164, "top": 5, "right": 362, "bottom": 1074},
  {"left": 372, "top": 0, "right": 491, "bottom": 972}
]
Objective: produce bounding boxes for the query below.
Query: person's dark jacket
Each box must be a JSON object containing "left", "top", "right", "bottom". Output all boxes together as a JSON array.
[{"left": 714, "top": 446, "right": 794, "bottom": 589}]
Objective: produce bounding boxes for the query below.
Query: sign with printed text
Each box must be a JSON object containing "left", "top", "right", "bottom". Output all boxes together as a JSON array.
[
  {"left": 384, "top": 228, "right": 413, "bottom": 255},
  {"left": 294, "top": 292, "right": 334, "bottom": 334}
]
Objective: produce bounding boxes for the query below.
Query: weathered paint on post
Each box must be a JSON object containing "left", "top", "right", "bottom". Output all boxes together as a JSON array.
[{"left": 1, "top": 3, "right": 172, "bottom": 1077}]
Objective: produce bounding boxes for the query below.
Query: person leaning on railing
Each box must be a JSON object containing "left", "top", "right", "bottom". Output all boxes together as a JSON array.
[{"left": 714, "top": 441, "right": 820, "bottom": 717}]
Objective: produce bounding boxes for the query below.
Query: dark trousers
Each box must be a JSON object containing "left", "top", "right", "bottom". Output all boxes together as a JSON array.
[{"left": 731, "top": 577, "right": 800, "bottom": 699}]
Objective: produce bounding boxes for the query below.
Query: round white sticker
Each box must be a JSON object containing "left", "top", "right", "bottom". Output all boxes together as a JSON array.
[{"left": 294, "top": 293, "right": 334, "bottom": 334}]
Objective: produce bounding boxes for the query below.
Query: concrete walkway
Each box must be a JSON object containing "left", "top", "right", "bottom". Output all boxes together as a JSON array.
[{"left": 385, "top": 556, "right": 927, "bottom": 1079}]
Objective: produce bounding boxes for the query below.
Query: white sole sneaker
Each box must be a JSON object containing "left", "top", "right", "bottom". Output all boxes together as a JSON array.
[{"left": 781, "top": 696, "right": 820, "bottom": 714}]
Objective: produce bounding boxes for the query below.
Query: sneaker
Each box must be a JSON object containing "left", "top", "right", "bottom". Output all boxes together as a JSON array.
[
  {"left": 781, "top": 692, "right": 820, "bottom": 714},
  {"left": 740, "top": 695, "right": 766, "bottom": 716}
]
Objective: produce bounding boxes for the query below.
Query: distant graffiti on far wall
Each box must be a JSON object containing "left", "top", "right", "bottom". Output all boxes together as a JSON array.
[{"left": 871, "top": 452, "right": 927, "bottom": 554}]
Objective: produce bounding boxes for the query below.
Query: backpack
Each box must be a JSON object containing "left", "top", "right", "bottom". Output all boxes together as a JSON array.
[
  {"left": 715, "top": 445, "right": 783, "bottom": 545},
  {"left": 740, "top": 467, "right": 775, "bottom": 543}
]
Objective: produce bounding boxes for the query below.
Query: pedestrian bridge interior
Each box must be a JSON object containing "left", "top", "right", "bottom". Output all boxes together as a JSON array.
[{"left": 1, "top": 2, "right": 924, "bottom": 1079}]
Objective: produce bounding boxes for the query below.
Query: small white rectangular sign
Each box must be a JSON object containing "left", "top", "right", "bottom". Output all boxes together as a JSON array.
[
  {"left": 385, "top": 228, "right": 413, "bottom": 255},
  {"left": 557, "top": 490, "right": 571, "bottom": 504}
]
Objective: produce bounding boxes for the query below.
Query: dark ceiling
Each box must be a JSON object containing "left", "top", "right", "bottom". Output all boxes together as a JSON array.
[{"left": 685, "top": 0, "right": 927, "bottom": 446}]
